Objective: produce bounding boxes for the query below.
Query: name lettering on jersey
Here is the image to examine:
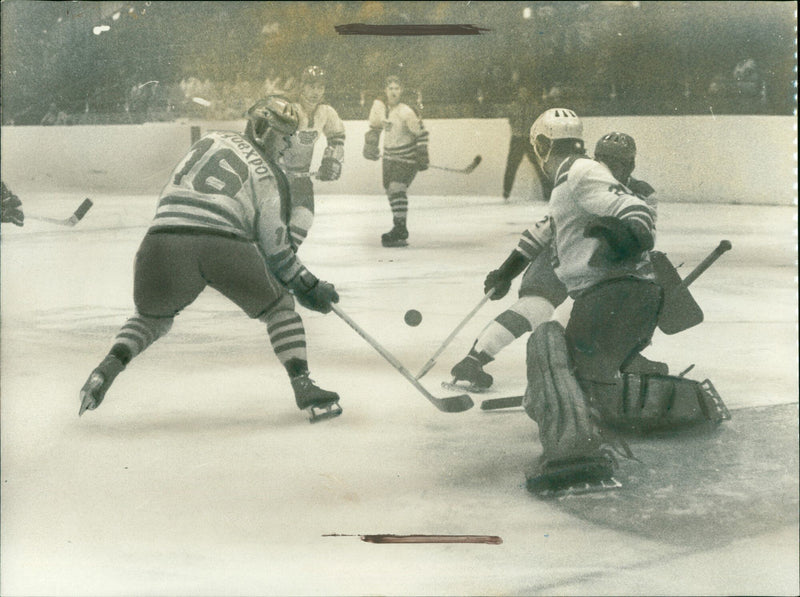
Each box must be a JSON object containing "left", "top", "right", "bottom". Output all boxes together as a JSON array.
[{"left": 217, "top": 132, "right": 273, "bottom": 181}]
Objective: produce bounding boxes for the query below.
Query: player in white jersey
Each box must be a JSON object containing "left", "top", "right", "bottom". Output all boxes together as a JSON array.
[
  {"left": 449, "top": 131, "right": 661, "bottom": 391},
  {"left": 282, "top": 66, "right": 345, "bottom": 249},
  {"left": 363, "top": 75, "right": 429, "bottom": 247},
  {"left": 78, "top": 96, "right": 343, "bottom": 423},
  {"left": 512, "top": 108, "right": 662, "bottom": 494}
]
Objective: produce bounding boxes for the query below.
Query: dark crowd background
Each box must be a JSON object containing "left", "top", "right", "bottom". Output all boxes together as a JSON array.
[{"left": 1, "top": 1, "right": 795, "bottom": 126}]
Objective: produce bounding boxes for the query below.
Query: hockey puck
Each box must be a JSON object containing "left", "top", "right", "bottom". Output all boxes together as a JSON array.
[{"left": 404, "top": 309, "right": 422, "bottom": 327}]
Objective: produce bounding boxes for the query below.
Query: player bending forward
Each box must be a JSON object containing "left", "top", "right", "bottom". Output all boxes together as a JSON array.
[
  {"left": 518, "top": 108, "right": 662, "bottom": 493},
  {"left": 450, "top": 131, "right": 661, "bottom": 392},
  {"left": 363, "top": 75, "right": 429, "bottom": 247},
  {"left": 79, "top": 96, "right": 342, "bottom": 423},
  {"left": 282, "top": 65, "right": 346, "bottom": 250}
]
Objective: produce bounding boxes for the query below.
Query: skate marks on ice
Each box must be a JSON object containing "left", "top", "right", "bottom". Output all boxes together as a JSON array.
[{"left": 536, "top": 403, "right": 799, "bottom": 549}]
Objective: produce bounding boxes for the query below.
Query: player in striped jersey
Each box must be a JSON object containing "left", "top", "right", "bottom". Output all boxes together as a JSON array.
[
  {"left": 78, "top": 96, "right": 343, "bottom": 422},
  {"left": 363, "top": 75, "right": 429, "bottom": 247},
  {"left": 450, "top": 131, "right": 659, "bottom": 391},
  {"left": 282, "top": 66, "right": 346, "bottom": 249}
]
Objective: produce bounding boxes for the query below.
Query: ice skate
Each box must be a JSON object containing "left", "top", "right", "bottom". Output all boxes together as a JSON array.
[
  {"left": 525, "top": 453, "right": 621, "bottom": 498},
  {"left": 78, "top": 355, "right": 126, "bottom": 416},
  {"left": 381, "top": 221, "right": 409, "bottom": 247},
  {"left": 291, "top": 373, "right": 342, "bottom": 423},
  {"left": 445, "top": 355, "right": 493, "bottom": 393}
]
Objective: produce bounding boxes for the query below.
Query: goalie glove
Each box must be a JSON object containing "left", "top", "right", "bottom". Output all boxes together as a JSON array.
[
  {"left": 415, "top": 144, "right": 429, "bottom": 171},
  {"left": 363, "top": 128, "right": 381, "bottom": 161},
  {"left": 288, "top": 270, "right": 340, "bottom": 314},
  {"left": 584, "top": 216, "right": 653, "bottom": 262},
  {"left": 316, "top": 156, "right": 342, "bottom": 181},
  {"left": 484, "top": 251, "right": 529, "bottom": 299}
]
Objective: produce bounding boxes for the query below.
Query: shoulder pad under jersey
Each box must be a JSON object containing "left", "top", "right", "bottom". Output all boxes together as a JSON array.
[{"left": 627, "top": 177, "right": 655, "bottom": 198}]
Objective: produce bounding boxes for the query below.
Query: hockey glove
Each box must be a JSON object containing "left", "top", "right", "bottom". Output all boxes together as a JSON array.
[
  {"left": 316, "top": 156, "right": 342, "bottom": 181},
  {"left": 584, "top": 216, "right": 653, "bottom": 262},
  {"left": 484, "top": 251, "right": 529, "bottom": 299},
  {"left": 415, "top": 144, "right": 429, "bottom": 171},
  {"left": 289, "top": 271, "right": 340, "bottom": 314},
  {"left": 0, "top": 193, "right": 24, "bottom": 226},
  {"left": 363, "top": 128, "right": 381, "bottom": 161}
]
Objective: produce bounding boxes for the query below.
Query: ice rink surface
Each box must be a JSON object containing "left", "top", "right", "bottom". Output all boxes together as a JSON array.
[{"left": 1, "top": 191, "right": 797, "bottom": 596}]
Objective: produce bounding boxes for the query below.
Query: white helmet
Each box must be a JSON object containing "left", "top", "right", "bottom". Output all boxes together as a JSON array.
[{"left": 529, "top": 108, "right": 583, "bottom": 165}]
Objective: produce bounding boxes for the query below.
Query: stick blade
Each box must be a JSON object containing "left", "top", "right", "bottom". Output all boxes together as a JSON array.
[
  {"left": 68, "top": 198, "right": 93, "bottom": 226},
  {"left": 465, "top": 155, "right": 482, "bottom": 174},
  {"left": 74, "top": 198, "right": 93, "bottom": 220},
  {"left": 651, "top": 251, "right": 704, "bottom": 334},
  {"left": 480, "top": 395, "right": 524, "bottom": 410}
]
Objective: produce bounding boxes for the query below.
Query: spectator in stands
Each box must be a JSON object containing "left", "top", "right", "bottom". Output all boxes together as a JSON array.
[
  {"left": 732, "top": 58, "right": 766, "bottom": 114},
  {"left": 40, "top": 103, "right": 68, "bottom": 126}
]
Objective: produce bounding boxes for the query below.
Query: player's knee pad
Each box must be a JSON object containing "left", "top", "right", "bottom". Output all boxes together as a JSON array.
[
  {"left": 587, "top": 373, "right": 731, "bottom": 433},
  {"left": 523, "top": 321, "right": 602, "bottom": 459},
  {"left": 509, "top": 296, "right": 555, "bottom": 332},
  {"left": 257, "top": 292, "right": 295, "bottom": 323},
  {"left": 387, "top": 182, "right": 408, "bottom": 196}
]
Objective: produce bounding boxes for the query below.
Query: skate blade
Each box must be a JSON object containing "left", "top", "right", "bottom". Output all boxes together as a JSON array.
[
  {"left": 441, "top": 381, "right": 492, "bottom": 395},
  {"left": 307, "top": 402, "right": 343, "bottom": 423},
  {"left": 78, "top": 373, "right": 103, "bottom": 416},
  {"left": 382, "top": 241, "right": 408, "bottom": 248},
  {"left": 78, "top": 395, "right": 95, "bottom": 416},
  {"left": 527, "top": 476, "right": 622, "bottom": 498}
]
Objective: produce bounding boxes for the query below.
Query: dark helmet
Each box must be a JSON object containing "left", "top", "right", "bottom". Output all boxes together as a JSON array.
[
  {"left": 301, "top": 65, "right": 326, "bottom": 85},
  {"left": 594, "top": 132, "right": 636, "bottom": 162},
  {"left": 245, "top": 96, "right": 299, "bottom": 149}
]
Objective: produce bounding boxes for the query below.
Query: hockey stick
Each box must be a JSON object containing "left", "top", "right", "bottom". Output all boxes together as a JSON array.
[
  {"left": 680, "top": 240, "right": 732, "bottom": 288},
  {"left": 415, "top": 288, "right": 495, "bottom": 380},
  {"left": 656, "top": 239, "right": 732, "bottom": 334},
  {"left": 480, "top": 240, "right": 733, "bottom": 411},
  {"left": 27, "top": 198, "right": 93, "bottom": 227},
  {"left": 429, "top": 155, "right": 482, "bottom": 175},
  {"left": 331, "top": 304, "right": 473, "bottom": 413}
]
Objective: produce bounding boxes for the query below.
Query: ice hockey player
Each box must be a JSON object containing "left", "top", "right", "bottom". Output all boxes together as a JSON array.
[
  {"left": 450, "top": 131, "right": 660, "bottom": 392},
  {"left": 512, "top": 108, "right": 731, "bottom": 496},
  {"left": 513, "top": 108, "right": 661, "bottom": 493},
  {"left": 282, "top": 65, "right": 346, "bottom": 250},
  {"left": 1, "top": 181, "right": 25, "bottom": 226},
  {"left": 78, "top": 96, "right": 343, "bottom": 423},
  {"left": 363, "top": 75, "right": 429, "bottom": 247},
  {"left": 501, "top": 85, "right": 550, "bottom": 202}
]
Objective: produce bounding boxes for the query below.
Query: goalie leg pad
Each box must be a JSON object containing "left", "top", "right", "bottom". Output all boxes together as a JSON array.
[
  {"left": 523, "top": 321, "right": 602, "bottom": 460},
  {"left": 589, "top": 374, "right": 732, "bottom": 432}
]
